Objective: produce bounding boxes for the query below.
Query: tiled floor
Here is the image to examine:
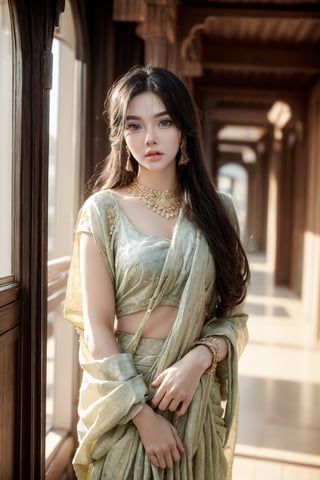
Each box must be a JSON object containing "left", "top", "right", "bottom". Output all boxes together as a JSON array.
[
  {"left": 233, "top": 253, "right": 320, "bottom": 479},
  {"left": 233, "top": 456, "right": 320, "bottom": 480}
]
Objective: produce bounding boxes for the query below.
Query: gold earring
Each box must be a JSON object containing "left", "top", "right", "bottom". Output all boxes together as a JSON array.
[
  {"left": 125, "top": 145, "right": 133, "bottom": 172},
  {"left": 179, "top": 136, "right": 189, "bottom": 165}
]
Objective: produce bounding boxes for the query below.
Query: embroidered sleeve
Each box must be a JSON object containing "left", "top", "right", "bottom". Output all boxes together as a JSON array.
[
  {"left": 75, "top": 192, "right": 116, "bottom": 283},
  {"left": 107, "top": 206, "right": 116, "bottom": 236},
  {"left": 65, "top": 192, "right": 117, "bottom": 333},
  {"left": 76, "top": 204, "right": 91, "bottom": 234}
]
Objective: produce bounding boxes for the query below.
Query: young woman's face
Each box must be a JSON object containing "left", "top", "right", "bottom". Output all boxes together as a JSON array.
[{"left": 124, "top": 92, "right": 181, "bottom": 174}]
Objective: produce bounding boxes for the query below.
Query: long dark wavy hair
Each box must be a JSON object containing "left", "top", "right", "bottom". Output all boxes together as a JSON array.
[{"left": 89, "top": 65, "right": 250, "bottom": 317}]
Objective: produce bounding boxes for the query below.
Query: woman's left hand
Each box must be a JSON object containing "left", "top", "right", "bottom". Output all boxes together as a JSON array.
[{"left": 150, "top": 346, "right": 212, "bottom": 417}]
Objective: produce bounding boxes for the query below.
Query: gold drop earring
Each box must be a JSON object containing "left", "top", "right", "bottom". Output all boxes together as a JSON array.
[
  {"left": 179, "top": 136, "right": 190, "bottom": 165},
  {"left": 125, "top": 145, "right": 133, "bottom": 172}
]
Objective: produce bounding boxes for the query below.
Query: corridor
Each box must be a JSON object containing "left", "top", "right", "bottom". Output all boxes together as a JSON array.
[{"left": 234, "top": 254, "right": 320, "bottom": 479}]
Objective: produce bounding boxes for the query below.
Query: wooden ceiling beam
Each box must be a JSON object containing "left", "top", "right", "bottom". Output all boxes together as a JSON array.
[
  {"left": 217, "top": 138, "right": 260, "bottom": 148},
  {"left": 198, "top": 85, "right": 306, "bottom": 102},
  {"left": 202, "top": 42, "right": 320, "bottom": 74},
  {"left": 207, "top": 107, "right": 269, "bottom": 125},
  {"left": 197, "top": 86, "right": 307, "bottom": 120},
  {"left": 218, "top": 151, "right": 244, "bottom": 163},
  {"left": 178, "top": 4, "right": 320, "bottom": 36}
]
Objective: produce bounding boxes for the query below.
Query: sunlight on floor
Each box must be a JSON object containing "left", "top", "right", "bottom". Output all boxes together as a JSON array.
[{"left": 233, "top": 253, "right": 320, "bottom": 480}]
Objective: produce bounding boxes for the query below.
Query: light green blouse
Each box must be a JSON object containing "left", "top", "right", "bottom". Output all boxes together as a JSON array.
[{"left": 76, "top": 190, "right": 214, "bottom": 317}]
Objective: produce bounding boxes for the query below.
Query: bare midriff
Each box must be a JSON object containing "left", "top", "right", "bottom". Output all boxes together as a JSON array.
[{"left": 115, "top": 304, "right": 205, "bottom": 339}]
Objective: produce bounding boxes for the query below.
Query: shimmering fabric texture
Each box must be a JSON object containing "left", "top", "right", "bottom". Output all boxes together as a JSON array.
[
  {"left": 64, "top": 189, "right": 248, "bottom": 480},
  {"left": 75, "top": 190, "right": 196, "bottom": 317}
]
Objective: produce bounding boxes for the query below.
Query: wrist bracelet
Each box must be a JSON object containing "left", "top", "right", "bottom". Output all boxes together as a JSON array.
[{"left": 192, "top": 337, "right": 221, "bottom": 376}]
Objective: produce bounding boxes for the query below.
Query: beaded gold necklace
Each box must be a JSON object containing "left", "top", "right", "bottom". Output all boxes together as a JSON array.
[{"left": 127, "top": 180, "right": 182, "bottom": 219}]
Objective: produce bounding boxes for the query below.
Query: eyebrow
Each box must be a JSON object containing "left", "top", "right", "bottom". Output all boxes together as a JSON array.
[{"left": 126, "top": 111, "right": 170, "bottom": 120}]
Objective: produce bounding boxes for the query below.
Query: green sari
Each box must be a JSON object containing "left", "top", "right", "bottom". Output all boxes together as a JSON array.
[{"left": 64, "top": 191, "right": 248, "bottom": 479}]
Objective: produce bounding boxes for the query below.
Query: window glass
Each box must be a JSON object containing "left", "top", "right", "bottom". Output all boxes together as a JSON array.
[
  {"left": 46, "top": 0, "right": 82, "bottom": 440},
  {"left": 47, "top": 38, "right": 60, "bottom": 432},
  {"left": 0, "top": 0, "right": 13, "bottom": 278}
]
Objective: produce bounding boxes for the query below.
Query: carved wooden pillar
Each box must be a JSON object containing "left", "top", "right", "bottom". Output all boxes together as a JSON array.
[
  {"left": 275, "top": 126, "right": 292, "bottom": 285},
  {"left": 246, "top": 158, "right": 263, "bottom": 253},
  {"left": 259, "top": 138, "right": 270, "bottom": 253},
  {"left": 290, "top": 120, "right": 306, "bottom": 293},
  {"left": 266, "top": 133, "right": 282, "bottom": 268},
  {"left": 144, "top": 37, "right": 168, "bottom": 67},
  {"left": 245, "top": 165, "right": 256, "bottom": 251},
  {"left": 113, "top": 0, "right": 147, "bottom": 22},
  {"left": 252, "top": 145, "right": 267, "bottom": 252},
  {"left": 136, "top": 0, "right": 176, "bottom": 68},
  {"left": 113, "top": 0, "right": 177, "bottom": 69},
  {"left": 274, "top": 118, "right": 306, "bottom": 290},
  {"left": 267, "top": 102, "right": 294, "bottom": 274}
]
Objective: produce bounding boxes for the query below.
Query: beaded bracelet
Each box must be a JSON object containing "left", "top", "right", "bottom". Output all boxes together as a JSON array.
[{"left": 192, "top": 337, "right": 221, "bottom": 376}]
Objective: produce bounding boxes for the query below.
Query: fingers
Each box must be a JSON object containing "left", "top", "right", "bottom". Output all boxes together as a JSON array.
[
  {"left": 156, "top": 392, "right": 174, "bottom": 411},
  {"left": 151, "top": 369, "right": 193, "bottom": 414},
  {"left": 152, "top": 388, "right": 174, "bottom": 411},
  {"left": 136, "top": 405, "right": 185, "bottom": 470},
  {"left": 167, "top": 398, "right": 183, "bottom": 412},
  {"left": 151, "top": 372, "right": 168, "bottom": 409},
  {"left": 172, "top": 427, "right": 185, "bottom": 453},
  {"left": 162, "top": 452, "right": 174, "bottom": 469},
  {"left": 151, "top": 371, "right": 165, "bottom": 388},
  {"left": 175, "top": 400, "right": 189, "bottom": 417},
  {"left": 151, "top": 389, "right": 163, "bottom": 409},
  {"left": 151, "top": 452, "right": 172, "bottom": 470},
  {"left": 152, "top": 380, "right": 182, "bottom": 410},
  {"left": 149, "top": 429, "right": 184, "bottom": 469},
  {"left": 153, "top": 390, "right": 190, "bottom": 414}
]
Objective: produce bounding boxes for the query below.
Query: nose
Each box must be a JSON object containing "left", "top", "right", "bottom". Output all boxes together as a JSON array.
[{"left": 145, "top": 127, "right": 157, "bottom": 145}]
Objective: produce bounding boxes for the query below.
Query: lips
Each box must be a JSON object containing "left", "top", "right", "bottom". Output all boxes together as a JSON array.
[{"left": 145, "top": 150, "right": 163, "bottom": 157}]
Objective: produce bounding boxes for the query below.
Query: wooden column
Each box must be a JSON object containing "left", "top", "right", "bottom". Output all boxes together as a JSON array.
[
  {"left": 290, "top": 120, "right": 307, "bottom": 293},
  {"left": 266, "top": 134, "right": 282, "bottom": 268},
  {"left": 247, "top": 153, "right": 266, "bottom": 252},
  {"left": 113, "top": 0, "right": 179, "bottom": 70},
  {"left": 258, "top": 136, "right": 271, "bottom": 253},
  {"left": 275, "top": 124, "right": 295, "bottom": 285},
  {"left": 243, "top": 151, "right": 264, "bottom": 253},
  {"left": 136, "top": 0, "right": 176, "bottom": 68},
  {"left": 274, "top": 117, "right": 307, "bottom": 291},
  {"left": 301, "top": 80, "right": 320, "bottom": 343},
  {"left": 245, "top": 166, "right": 256, "bottom": 251},
  {"left": 113, "top": 0, "right": 147, "bottom": 22},
  {"left": 8, "top": 0, "right": 65, "bottom": 477}
]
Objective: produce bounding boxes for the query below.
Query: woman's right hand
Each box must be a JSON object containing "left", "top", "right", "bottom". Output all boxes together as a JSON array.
[{"left": 132, "top": 404, "right": 184, "bottom": 469}]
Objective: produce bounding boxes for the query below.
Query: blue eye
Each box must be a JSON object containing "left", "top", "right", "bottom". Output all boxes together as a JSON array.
[
  {"left": 126, "top": 123, "right": 141, "bottom": 132},
  {"left": 159, "top": 119, "right": 173, "bottom": 127}
]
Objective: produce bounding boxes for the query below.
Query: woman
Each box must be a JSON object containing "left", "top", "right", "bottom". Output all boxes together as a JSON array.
[{"left": 65, "top": 65, "right": 250, "bottom": 480}]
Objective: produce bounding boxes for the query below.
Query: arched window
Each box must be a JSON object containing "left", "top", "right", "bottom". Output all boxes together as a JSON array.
[
  {"left": 0, "top": 0, "right": 12, "bottom": 279},
  {"left": 46, "top": 0, "right": 85, "bottom": 473}
]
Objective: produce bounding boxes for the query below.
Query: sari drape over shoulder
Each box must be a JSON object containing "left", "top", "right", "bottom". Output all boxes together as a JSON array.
[{"left": 64, "top": 190, "right": 248, "bottom": 480}]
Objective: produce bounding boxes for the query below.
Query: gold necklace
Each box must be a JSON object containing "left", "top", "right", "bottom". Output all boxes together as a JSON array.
[{"left": 127, "top": 180, "right": 182, "bottom": 219}]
